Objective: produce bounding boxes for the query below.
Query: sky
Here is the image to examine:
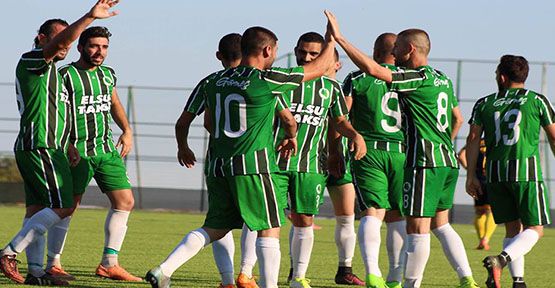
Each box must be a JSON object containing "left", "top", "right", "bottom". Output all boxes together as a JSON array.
[{"left": 1, "top": 0, "right": 555, "bottom": 206}]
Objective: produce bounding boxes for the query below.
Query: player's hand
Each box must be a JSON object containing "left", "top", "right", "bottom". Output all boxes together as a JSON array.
[
  {"left": 89, "top": 0, "right": 120, "bottom": 19},
  {"left": 349, "top": 133, "right": 366, "bottom": 160},
  {"left": 67, "top": 144, "right": 81, "bottom": 167},
  {"left": 465, "top": 177, "right": 483, "bottom": 199},
  {"left": 177, "top": 147, "right": 196, "bottom": 168},
  {"left": 324, "top": 10, "right": 343, "bottom": 41},
  {"left": 327, "top": 152, "right": 345, "bottom": 179},
  {"left": 116, "top": 130, "right": 133, "bottom": 158},
  {"left": 277, "top": 137, "right": 297, "bottom": 159}
]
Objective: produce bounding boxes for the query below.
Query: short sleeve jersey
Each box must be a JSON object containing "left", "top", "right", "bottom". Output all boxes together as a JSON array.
[
  {"left": 389, "top": 65, "right": 459, "bottom": 168},
  {"left": 343, "top": 64, "right": 404, "bottom": 153},
  {"left": 202, "top": 66, "right": 304, "bottom": 177},
  {"left": 469, "top": 88, "right": 555, "bottom": 182},
  {"left": 14, "top": 48, "right": 71, "bottom": 151},
  {"left": 274, "top": 76, "right": 348, "bottom": 174},
  {"left": 59, "top": 63, "right": 117, "bottom": 156}
]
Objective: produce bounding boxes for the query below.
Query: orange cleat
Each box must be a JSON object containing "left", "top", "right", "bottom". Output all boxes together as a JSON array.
[
  {"left": 95, "top": 264, "right": 142, "bottom": 281},
  {"left": 0, "top": 254, "right": 24, "bottom": 284},
  {"left": 47, "top": 266, "right": 76, "bottom": 281},
  {"left": 236, "top": 272, "right": 259, "bottom": 288}
]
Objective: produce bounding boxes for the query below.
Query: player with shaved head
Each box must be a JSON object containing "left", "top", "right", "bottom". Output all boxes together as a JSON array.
[{"left": 325, "top": 11, "right": 479, "bottom": 288}]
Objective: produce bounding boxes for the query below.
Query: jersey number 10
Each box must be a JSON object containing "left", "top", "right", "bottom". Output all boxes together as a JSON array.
[{"left": 214, "top": 93, "right": 247, "bottom": 139}]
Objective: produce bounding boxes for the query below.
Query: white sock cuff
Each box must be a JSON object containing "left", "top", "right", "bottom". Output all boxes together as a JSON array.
[
  {"left": 431, "top": 223, "right": 452, "bottom": 236},
  {"left": 386, "top": 220, "right": 406, "bottom": 229},
  {"left": 192, "top": 228, "right": 211, "bottom": 247},
  {"left": 295, "top": 226, "right": 314, "bottom": 236},
  {"left": 362, "top": 215, "right": 383, "bottom": 226},
  {"left": 39, "top": 208, "right": 62, "bottom": 225},
  {"left": 256, "top": 237, "right": 279, "bottom": 248},
  {"left": 336, "top": 215, "right": 355, "bottom": 225}
]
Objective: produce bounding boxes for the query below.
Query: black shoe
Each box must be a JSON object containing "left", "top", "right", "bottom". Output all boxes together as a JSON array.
[
  {"left": 24, "top": 273, "right": 69, "bottom": 286},
  {"left": 287, "top": 267, "right": 293, "bottom": 283},
  {"left": 513, "top": 281, "right": 527, "bottom": 288}
]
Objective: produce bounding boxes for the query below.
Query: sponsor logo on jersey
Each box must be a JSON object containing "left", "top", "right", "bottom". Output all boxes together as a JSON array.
[
  {"left": 289, "top": 103, "right": 326, "bottom": 126},
  {"left": 78, "top": 94, "right": 112, "bottom": 114},
  {"left": 215, "top": 77, "right": 250, "bottom": 90},
  {"left": 493, "top": 97, "right": 528, "bottom": 107}
]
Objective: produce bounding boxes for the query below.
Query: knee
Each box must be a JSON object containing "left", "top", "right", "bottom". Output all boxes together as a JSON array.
[
  {"left": 291, "top": 213, "right": 313, "bottom": 227},
  {"left": 113, "top": 193, "right": 135, "bottom": 211},
  {"left": 56, "top": 208, "right": 74, "bottom": 219}
]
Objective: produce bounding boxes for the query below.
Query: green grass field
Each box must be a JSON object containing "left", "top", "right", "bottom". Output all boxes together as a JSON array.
[{"left": 0, "top": 205, "right": 554, "bottom": 287}]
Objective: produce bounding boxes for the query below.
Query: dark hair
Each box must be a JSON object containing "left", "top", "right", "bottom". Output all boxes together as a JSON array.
[
  {"left": 34, "top": 18, "right": 69, "bottom": 47},
  {"left": 296, "top": 32, "right": 324, "bottom": 47},
  {"left": 241, "top": 26, "right": 278, "bottom": 57},
  {"left": 497, "top": 55, "right": 529, "bottom": 83},
  {"left": 218, "top": 33, "right": 242, "bottom": 61},
  {"left": 78, "top": 26, "right": 112, "bottom": 47}
]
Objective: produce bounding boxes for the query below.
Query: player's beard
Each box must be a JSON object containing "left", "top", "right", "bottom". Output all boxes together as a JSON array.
[{"left": 83, "top": 51, "right": 104, "bottom": 67}]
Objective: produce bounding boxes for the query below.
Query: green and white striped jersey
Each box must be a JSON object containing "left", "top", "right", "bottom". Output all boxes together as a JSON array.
[
  {"left": 14, "top": 48, "right": 72, "bottom": 151},
  {"left": 59, "top": 63, "right": 117, "bottom": 156},
  {"left": 343, "top": 64, "right": 404, "bottom": 153},
  {"left": 469, "top": 88, "right": 555, "bottom": 182},
  {"left": 390, "top": 65, "right": 459, "bottom": 168},
  {"left": 274, "top": 76, "right": 348, "bottom": 174},
  {"left": 200, "top": 66, "right": 304, "bottom": 177}
]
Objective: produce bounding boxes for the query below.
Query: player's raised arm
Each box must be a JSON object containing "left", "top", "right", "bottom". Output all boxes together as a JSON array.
[
  {"left": 43, "top": 0, "right": 119, "bottom": 62},
  {"left": 300, "top": 27, "right": 336, "bottom": 82},
  {"left": 324, "top": 10, "right": 392, "bottom": 83}
]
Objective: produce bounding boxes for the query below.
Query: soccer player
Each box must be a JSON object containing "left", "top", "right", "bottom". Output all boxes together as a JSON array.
[
  {"left": 466, "top": 55, "right": 555, "bottom": 288},
  {"left": 458, "top": 141, "right": 497, "bottom": 251},
  {"left": 146, "top": 26, "right": 336, "bottom": 288},
  {"left": 340, "top": 32, "right": 407, "bottom": 288},
  {"left": 0, "top": 1, "right": 119, "bottom": 285},
  {"left": 276, "top": 32, "right": 366, "bottom": 288},
  {"left": 325, "top": 50, "right": 366, "bottom": 287},
  {"left": 324, "top": 11, "right": 479, "bottom": 288},
  {"left": 176, "top": 33, "right": 259, "bottom": 288},
  {"left": 46, "top": 26, "right": 141, "bottom": 282}
]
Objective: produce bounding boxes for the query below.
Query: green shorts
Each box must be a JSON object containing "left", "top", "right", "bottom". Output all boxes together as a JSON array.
[
  {"left": 402, "top": 167, "right": 458, "bottom": 217},
  {"left": 352, "top": 149, "right": 405, "bottom": 211},
  {"left": 204, "top": 173, "right": 287, "bottom": 231},
  {"left": 15, "top": 148, "right": 73, "bottom": 208},
  {"left": 327, "top": 153, "right": 353, "bottom": 187},
  {"left": 273, "top": 171, "right": 327, "bottom": 215},
  {"left": 71, "top": 150, "right": 131, "bottom": 194},
  {"left": 486, "top": 182, "right": 551, "bottom": 226}
]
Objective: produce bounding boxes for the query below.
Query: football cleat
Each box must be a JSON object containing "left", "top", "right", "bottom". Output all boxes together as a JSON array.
[
  {"left": 146, "top": 266, "right": 171, "bottom": 288},
  {"left": 290, "top": 277, "right": 312, "bottom": 288}
]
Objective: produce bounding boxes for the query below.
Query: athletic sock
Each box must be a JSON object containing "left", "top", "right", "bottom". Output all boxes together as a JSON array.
[
  {"left": 385, "top": 220, "right": 406, "bottom": 283},
  {"left": 432, "top": 224, "right": 473, "bottom": 278},
  {"left": 474, "top": 214, "right": 487, "bottom": 239},
  {"left": 159, "top": 228, "right": 210, "bottom": 277},
  {"left": 404, "top": 233, "right": 431, "bottom": 288},
  {"left": 484, "top": 212, "right": 497, "bottom": 241},
  {"left": 256, "top": 237, "right": 280, "bottom": 288},
  {"left": 46, "top": 216, "right": 71, "bottom": 269},
  {"left": 212, "top": 231, "right": 235, "bottom": 285},
  {"left": 102, "top": 209, "right": 130, "bottom": 267},
  {"left": 239, "top": 223, "right": 257, "bottom": 278},
  {"left": 23, "top": 218, "right": 46, "bottom": 277},
  {"left": 291, "top": 226, "right": 314, "bottom": 279},
  {"left": 503, "top": 229, "right": 539, "bottom": 268},
  {"left": 358, "top": 216, "right": 382, "bottom": 276},
  {"left": 503, "top": 238, "right": 524, "bottom": 278},
  {"left": 3, "top": 208, "right": 61, "bottom": 255},
  {"left": 288, "top": 225, "right": 294, "bottom": 268},
  {"left": 335, "top": 215, "right": 356, "bottom": 268}
]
